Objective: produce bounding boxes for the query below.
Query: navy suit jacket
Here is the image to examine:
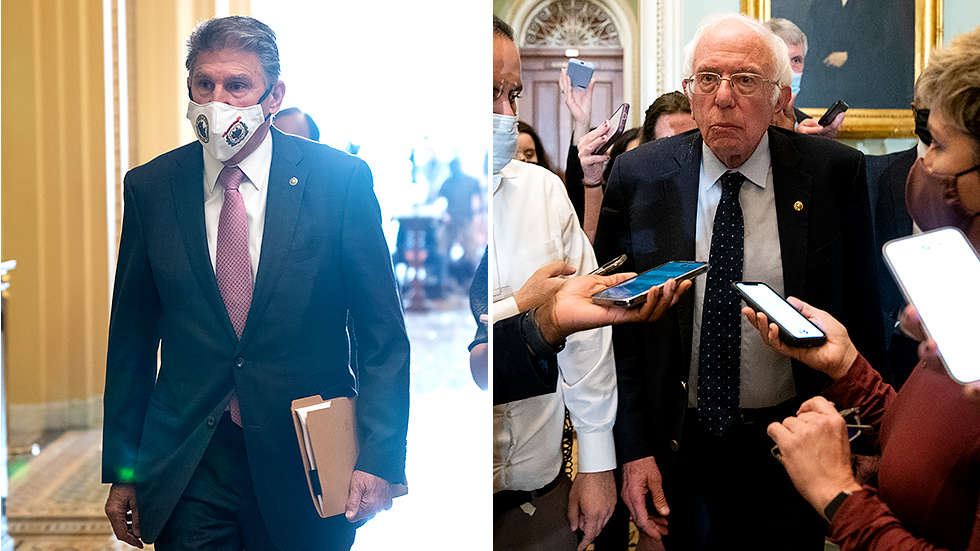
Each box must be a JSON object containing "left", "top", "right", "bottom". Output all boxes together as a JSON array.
[
  {"left": 593, "top": 126, "right": 887, "bottom": 470},
  {"left": 102, "top": 128, "right": 410, "bottom": 548}
]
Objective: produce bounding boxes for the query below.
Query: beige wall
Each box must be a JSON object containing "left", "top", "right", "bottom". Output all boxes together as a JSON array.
[
  {"left": 1, "top": 0, "right": 249, "bottom": 445},
  {"left": 2, "top": 0, "right": 110, "bottom": 442}
]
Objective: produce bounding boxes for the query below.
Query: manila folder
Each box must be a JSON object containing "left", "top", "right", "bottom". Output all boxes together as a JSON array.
[{"left": 291, "top": 395, "right": 358, "bottom": 518}]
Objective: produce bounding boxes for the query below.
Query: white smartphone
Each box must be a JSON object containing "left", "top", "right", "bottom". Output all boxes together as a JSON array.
[
  {"left": 590, "top": 261, "right": 707, "bottom": 308},
  {"left": 883, "top": 227, "right": 980, "bottom": 384},
  {"left": 733, "top": 282, "right": 827, "bottom": 347},
  {"left": 566, "top": 59, "right": 594, "bottom": 89}
]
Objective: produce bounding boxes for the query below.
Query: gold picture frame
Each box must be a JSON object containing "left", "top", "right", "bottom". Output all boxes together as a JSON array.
[{"left": 742, "top": 0, "right": 943, "bottom": 139}]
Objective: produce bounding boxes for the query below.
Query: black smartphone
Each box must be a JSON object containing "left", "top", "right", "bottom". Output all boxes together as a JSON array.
[
  {"left": 733, "top": 281, "right": 827, "bottom": 347},
  {"left": 817, "top": 100, "right": 849, "bottom": 126},
  {"left": 590, "top": 254, "right": 627, "bottom": 276},
  {"left": 594, "top": 103, "right": 630, "bottom": 156},
  {"left": 884, "top": 227, "right": 980, "bottom": 384},
  {"left": 591, "top": 261, "right": 708, "bottom": 308},
  {"left": 567, "top": 59, "right": 595, "bottom": 89}
]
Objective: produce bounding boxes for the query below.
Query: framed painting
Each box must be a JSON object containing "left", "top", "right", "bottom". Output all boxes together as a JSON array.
[{"left": 742, "top": 0, "right": 943, "bottom": 139}]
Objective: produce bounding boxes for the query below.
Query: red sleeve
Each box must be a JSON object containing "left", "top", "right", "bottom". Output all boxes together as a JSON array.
[
  {"left": 831, "top": 487, "right": 980, "bottom": 550},
  {"left": 823, "top": 354, "right": 898, "bottom": 450}
]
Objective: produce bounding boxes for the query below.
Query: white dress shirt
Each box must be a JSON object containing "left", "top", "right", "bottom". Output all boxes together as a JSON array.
[
  {"left": 688, "top": 133, "right": 797, "bottom": 409},
  {"left": 492, "top": 159, "right": 617, "bottom": 492},
  {"left": 203, "top": 131, "right": 273, "bottom": 283}
]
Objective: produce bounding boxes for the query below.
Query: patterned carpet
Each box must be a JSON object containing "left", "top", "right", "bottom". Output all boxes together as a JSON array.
[{"left": 7, "top": 430, "right": 154, "bottom": 550}]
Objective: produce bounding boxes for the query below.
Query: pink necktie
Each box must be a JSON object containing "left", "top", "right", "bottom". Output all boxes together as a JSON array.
[{"left": 216, "top": 166, "right": 251, "bottom": 426}]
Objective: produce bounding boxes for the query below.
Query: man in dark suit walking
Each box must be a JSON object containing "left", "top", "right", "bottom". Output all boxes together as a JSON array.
[
  {"left": 593, "top": 13, "right": 886, "bottom": 550},
  {"left": 101, "top": 16, "right": 409, "bottom": 551}
]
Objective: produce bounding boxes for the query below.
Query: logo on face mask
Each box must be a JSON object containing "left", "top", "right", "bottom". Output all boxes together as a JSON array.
[
  {"left": 196, "top": 115, "right": 210, "bottom": 143},
  {"left": 223, "top": 117, "right": 249, "bottom": 146}
]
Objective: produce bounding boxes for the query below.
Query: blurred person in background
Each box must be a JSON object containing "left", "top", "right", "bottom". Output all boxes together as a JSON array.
[
  {"left": 765, "top": 17, "right": 845, "bottom": 138},
  {"left": 516, "top": 121, "right": 557, "bottom": 175}
]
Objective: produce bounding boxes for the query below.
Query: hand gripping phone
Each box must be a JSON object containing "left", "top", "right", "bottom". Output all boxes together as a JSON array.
[
  {"left": 883, "top": 227, "right": 980, "bottom": 384},
  {"left": 594, "top": 103, "right": 630, "bottom": 156},
  {"left": 733, "top": 281, "right": 827, "bottom": 347},
  {"left": 566, "top": 58, "right": 594, "bottom": 89},
  {"left": 591, "top": 261, "right": 708, "bottom": 308},
  {"left": 818, "top": 100, "right": 849, "bottom": 126}
]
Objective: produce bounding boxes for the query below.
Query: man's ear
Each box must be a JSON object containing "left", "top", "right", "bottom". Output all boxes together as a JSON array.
[
  {"left": 265, "top": 80, "right": 286, "bottom": 117},
  {"left": 774, "top": 85, "right": 792, "bottom": 116}
]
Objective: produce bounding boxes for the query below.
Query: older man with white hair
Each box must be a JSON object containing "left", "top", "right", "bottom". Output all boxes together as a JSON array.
[{"left": 593, "top": 12, "right": 887, "bottom": 550}]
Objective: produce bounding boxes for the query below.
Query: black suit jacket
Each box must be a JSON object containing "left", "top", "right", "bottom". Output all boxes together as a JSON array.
[
  {"left": 101, "top": 129, "right": 410, "bottom": 548},
  {"left": 593, "top": 127, "right": 887, "bottom": 469}
]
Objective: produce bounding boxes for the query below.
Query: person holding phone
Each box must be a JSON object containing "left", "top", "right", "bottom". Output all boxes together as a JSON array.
[
  {"left": 745, "top": 27, "right": 980, "bottom": 551},
  {"left": 493, "top": 16, "right": 619, "bottom": 551},
  {"left": 592, "top": 13, "right": 887, "bottom": 550},
  {"left": 764, "top": 18, "right": 846, "bottom": 138}
]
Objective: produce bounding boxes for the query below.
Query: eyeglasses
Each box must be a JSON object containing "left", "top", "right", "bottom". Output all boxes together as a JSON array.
[
  {"left": 770, "top": 407, "right": 873, "bottom": 460},
  {"left": 684, "top": 72, "right": 779, "bottom": 97},
  {"left": 493, "top": 82, "right": 522, "bottom": 105}
]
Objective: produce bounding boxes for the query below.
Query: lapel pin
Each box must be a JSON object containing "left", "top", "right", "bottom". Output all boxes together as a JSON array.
[
  {"left": 794, "top": 201, "right": 803, "bottom": 212},
  {"left": 289, "top": 177, "right": 298, "bottom": 186}
]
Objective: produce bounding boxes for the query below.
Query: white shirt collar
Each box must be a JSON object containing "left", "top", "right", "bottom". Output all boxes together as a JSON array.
[
  {"left": 493, "top": 159, "right": 522, "bottom": 194},
  {"left": 203, "top": 129, "right": 273, "bottom": 195},
  {"left": 701, "top": 131, "right": 771, "bottom": 191}
]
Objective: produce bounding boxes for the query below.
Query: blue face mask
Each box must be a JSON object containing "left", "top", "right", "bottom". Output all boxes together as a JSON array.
[
  {"left": 492, "top": 113, "right": 519, "bottom": 173},
  {"left": 791, "top": 72, "right": 803, "bottom": 96}
]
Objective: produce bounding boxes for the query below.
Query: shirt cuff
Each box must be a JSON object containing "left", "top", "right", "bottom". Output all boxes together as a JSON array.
[
  {"left": 575, "top": 429, "right": 617, "bottom": 473},
  {"left": 492, "top": 296, "right": 520, "bottom": 321}
]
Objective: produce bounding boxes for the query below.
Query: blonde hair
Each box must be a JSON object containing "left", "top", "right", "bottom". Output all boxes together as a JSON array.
[{"left": 918, "top": 26, "right": 980, "bottom": 142}]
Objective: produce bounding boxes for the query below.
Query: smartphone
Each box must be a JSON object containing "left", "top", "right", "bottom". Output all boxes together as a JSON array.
[
  {"left": 594, "top": 103, "right": 630, "bottom": 156},
  {"left": 883, "top": 227, "right": 980, "bottom": 384},
  {"left": 733, "top": 281, "right": 827, "bottom": 347},
  {"left": 591, "top": 261, "right": 708, "bottom": 307},
  {"left": 566, "top": 59, "right": 594, "bottom": 89},
  {"left": 590, "top": 254, "right": 627, "bottom": 276},
  {"left": 818, "top": 100, "right": 849, "bottom": 126}
]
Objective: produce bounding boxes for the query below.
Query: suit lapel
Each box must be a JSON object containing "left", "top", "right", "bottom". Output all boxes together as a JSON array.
[
  {"left": 170, "top": 144, "right": 239, "bottom": 344},
  {"left": 239, "top": 129, "right": 308, "bottom": 344},
  {"left": 768, "top": 128, "right": 812, "bottom": 298}
]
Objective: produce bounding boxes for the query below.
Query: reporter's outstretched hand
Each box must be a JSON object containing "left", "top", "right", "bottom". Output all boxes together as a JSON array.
[
  {"left": 741, "top": 296, "right": 858, "bottom": 381},
  {"left": 560, "top": 68, "right": 596, "bottom": 142},
  {"left": 577, "top": 122, "right": 612, "bottom": 188},
  {"left": 537, "top": 273, "right": 692, "bottom": 344},
  {"left": 797, "top": 112, "right": 845, "bottom": 137},
  {"left": 513, "top": 260, "right": 577, "bottom": 312}
]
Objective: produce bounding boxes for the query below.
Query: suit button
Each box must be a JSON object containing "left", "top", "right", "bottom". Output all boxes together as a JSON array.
[
  {"left": 670, "top": 440, "right": 679, "bottom": 452},
  {"left": 207, "top": 416, "right": 216, "bottom": 427},
  {"left": 235, "top": 357, "right": 245, "bottom": 369}
]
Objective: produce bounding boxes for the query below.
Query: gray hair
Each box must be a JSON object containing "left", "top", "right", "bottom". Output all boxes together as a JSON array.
[
  {"left": 683, "top": 13, "right": 792, "bottom": 106},
  {"left": 186, "top": 16, "right": 280, "bottom": 90},
  {"left": 765, "top": 18, "right": 808, "bottom": 57}
]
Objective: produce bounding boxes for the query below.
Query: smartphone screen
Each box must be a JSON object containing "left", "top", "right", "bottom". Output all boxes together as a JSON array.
[
  {"left": 734, "top": 282, "right": 827, "bottom": 346},
  {"left": 594, "top": 103, "right": 630, "bottom": 156},
  {"left": 567, "top": 59, "right": 594, "bottom": 89},
  {"left": 591, "top": 261, "right": 707, "bottom": 307},
  {"left": 884, "top": 227, "right": 980, "bottom": 384}
]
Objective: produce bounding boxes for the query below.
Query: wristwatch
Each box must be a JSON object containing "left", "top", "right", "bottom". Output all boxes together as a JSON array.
[{"left": 823, "top": 491, "right": 852, "bottom": 523}]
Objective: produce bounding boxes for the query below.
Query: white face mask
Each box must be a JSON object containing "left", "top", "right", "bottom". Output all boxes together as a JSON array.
[
  {"left": 492, "top": 113, "right": 519, "bottom": 173},
  {"left": 187, "top": 100, "right": 270, "bottom": 162}
]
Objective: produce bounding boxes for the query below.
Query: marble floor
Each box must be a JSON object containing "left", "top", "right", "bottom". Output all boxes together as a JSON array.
[{"left": 6, "top": 291, "right": 489, "bottom": 551}]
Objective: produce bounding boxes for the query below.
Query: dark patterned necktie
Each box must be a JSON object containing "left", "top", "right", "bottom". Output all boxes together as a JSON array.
[
  {"left": 216, "top": 166, "right": 251, "bottom": 426},
  {"left": 698, "top": 171, "right": 745, "bottom": 436}
]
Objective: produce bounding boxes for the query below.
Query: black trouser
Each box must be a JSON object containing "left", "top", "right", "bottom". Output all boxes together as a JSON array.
[
  {"left": 660, "top": 404, "right": 827, "bottom": 551},
  {"left": 155, "top": 412, "right": 356, "bottom": 551}
]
